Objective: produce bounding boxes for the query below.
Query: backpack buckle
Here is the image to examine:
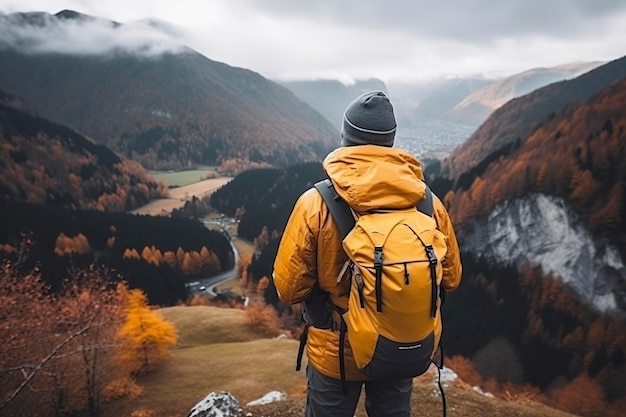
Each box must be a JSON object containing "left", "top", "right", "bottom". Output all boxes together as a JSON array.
[
  {"left": 374, "top": 246, "right": 384, "bottom": 268},
  {"left": 424, "top": 245, "right": 438, "bottom": 266}
]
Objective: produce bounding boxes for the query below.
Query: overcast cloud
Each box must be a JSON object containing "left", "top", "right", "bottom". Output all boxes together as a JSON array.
[{"left": 1, "top": 0, "right": 625, "bottom": 82}]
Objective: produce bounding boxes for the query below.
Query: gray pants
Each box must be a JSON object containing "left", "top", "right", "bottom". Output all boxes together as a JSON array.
[{"left": 305, "top": 366, "right": 413, "bottom": 417}]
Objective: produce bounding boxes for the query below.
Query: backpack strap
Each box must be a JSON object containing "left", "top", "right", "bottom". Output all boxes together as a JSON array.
[
  {"left": 417, "top": 184, "right": 434, "bottom": 216},
  {"left": 315, "top": 178, "right": 434, "bottom": 225},
  {"left": 314, "top": 179, "right": 354, "bottom": 239}
]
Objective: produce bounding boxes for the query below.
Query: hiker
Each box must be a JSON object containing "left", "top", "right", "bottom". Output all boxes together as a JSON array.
[{"left": 273, "top": 90, "right": 462, "bottom": 417}]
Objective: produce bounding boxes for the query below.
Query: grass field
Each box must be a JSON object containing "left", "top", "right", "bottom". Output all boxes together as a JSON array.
[
  {"left": 100, "top": 305, "right": 581, "bottom": 417},
  {"left": 149, "top": 166, "right": 217, "bottom": 188},
  {"left": 102, "top": 306, "right": 308, "bottom": 417},
  {"left": 129, "top": 177, "right": 232, "bottom": 216}
]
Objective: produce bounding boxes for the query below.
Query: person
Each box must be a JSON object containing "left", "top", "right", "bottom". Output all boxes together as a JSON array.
[{"left": 272, "top": 90, "right": 462, "bottom": 417}]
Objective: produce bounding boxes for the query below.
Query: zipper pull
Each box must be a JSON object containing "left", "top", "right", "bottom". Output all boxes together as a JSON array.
[
  {"left": 404, "top": 263, "right": 410, "bottom": 284},
  {"left": 353, "top": 266, "right": 365, "bottom": 308},
  {"left": 336, "top": 260, "right": 351, "bottom": 285}
]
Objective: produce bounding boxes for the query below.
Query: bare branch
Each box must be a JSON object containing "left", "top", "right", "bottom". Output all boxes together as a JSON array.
[{"left": 0, "top": 324, "right": 90, "bottom": 412}]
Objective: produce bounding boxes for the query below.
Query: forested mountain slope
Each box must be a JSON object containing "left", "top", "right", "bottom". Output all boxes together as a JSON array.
[
  {"left": 0, "top": 11, "right": 338, "bottom": 170},
  {"left": 0, "top": 89, "right": 167, "bottom": 211},
  {"left": 443, "top": 55, "right": 626, "bottom": 179}
]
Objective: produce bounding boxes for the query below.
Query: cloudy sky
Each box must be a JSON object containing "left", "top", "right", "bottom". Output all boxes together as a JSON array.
[{"left": 1, "top": 0, "right": 625, "bottom": 83}]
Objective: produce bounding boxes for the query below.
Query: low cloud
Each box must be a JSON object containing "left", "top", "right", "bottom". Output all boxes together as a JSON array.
[
  {"left": 0, "top": 11, "right": 187, "bottom": 56},
  {"left": 241, "top": 0, "right": 626, "bottom": 42}
]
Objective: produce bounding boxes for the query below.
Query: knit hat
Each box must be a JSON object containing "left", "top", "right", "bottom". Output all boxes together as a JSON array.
[{"left": 341, "top": 90, "right": 397, "bottom": 147}]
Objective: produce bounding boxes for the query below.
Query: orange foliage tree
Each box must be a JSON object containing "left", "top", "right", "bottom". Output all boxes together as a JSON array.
[
  {"left": 116, "top": 288, "right": 177, "bottom": 375},
  {"left": 53, "top": 232, "right": 90, "bottom": 256},
  {"left": 551, "top": 374, "right": 607, "bottom": 417}
]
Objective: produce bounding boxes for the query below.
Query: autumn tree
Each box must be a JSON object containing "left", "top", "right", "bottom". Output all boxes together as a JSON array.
[
  {"left": 117, "top": 288, "right": 177, "bottom": 375},
  {"left": 551, "top": 374, "right": 607, "bottom": 417},
  {"left": 55, "top": 270, "right": 126, "bottom": 416},
  {"left": 54, "top": 232, "right": 90, "bottom": 256},
  {"left": 244, "top": 301, "right": 282, "bottom": 337},
  {"left": 0, "top": 262, "right": 127, "bottom": 417}
]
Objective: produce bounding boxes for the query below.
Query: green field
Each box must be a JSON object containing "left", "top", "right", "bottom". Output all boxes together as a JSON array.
[{"left": 150, "top": 166, "right": 217, "bottom": 187}]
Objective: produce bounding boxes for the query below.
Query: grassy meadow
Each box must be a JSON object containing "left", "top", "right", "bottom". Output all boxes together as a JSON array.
[
  {"left": 100, "top": 305, "right": 581, "bottom": 417},
  {"left": 149, "top": 166, "right": 217, "bottom": 188}
]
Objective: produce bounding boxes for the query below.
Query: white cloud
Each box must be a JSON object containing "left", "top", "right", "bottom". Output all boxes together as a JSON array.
[
  {"left": 0, "top": 11, "right": 186, "bottom": 56},
  {"left": 0, "top": 0, "right": 625, "bottom": 81}
]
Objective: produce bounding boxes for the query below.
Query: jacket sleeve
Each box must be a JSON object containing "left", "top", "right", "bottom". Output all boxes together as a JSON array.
[
  {"left": 433, "top": 196, "right": 462, "bottom": 292},
  {"left": 272, "top": 189, "right": 319, "bottom": 304}
]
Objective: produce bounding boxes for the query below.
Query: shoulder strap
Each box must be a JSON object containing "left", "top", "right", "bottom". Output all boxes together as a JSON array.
[
  {"left": 417, "top": 184, "right": 434, "bottom": 216},
  {"left": 314, "top": 179, "right": 354, "bottom": 239},
  {"left": 314, "top": 178, "right": 434, "bottom": 238}
]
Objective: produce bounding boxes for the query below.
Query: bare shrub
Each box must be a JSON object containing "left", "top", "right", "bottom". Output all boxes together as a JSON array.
[
  {"left": 102, "top": 377, "right": 143, "bottom": 401},
  {"left": 244, "top": 301, "right": 282, "bottom": 337}
]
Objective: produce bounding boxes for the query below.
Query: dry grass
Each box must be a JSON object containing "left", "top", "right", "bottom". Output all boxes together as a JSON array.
[
  {"left": 102, "top": 304, "right": 306, "bottom": 417},
  {"left": 157, "top": 306, "right": 267, "bottom": 347},
  {"left": 101, "top": 305, "right": 582, "bottom": 417}
]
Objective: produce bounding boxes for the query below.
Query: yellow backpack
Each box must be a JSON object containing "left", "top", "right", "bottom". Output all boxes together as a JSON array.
[{"left": 314, "top": 178, "right": 447, "bottom": 381}]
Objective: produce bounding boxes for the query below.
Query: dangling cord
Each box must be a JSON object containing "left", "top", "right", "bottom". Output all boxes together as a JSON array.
[
  {"left": 434, "top": 343, "right": 447, "bottom": 417},
  {"left": 339, "top": 318, "right": 348, "bottom": 396},
  {"left": 296, "top": 325, "right": 309, "bottom": 371}
]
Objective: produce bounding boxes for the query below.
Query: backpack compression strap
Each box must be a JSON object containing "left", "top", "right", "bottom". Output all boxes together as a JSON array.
[{"left": 314, "top": 178, "right": 434, "bottom": 238}]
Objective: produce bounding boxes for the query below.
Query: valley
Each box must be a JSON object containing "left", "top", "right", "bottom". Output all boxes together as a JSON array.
[
  {"left": 130, "top": 176, "right": 233, "bottom": 216},
  {"left": 1, "top": 8, "right": 625, "bottom": 417}
]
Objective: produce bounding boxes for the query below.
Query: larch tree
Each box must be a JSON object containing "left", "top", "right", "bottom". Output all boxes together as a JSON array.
[{"left": 117, "top": 288, "right": 177, "bottom": 375}]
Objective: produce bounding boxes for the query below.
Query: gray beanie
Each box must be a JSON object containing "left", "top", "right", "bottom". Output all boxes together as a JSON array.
[{"left": 341, "top": 90, "right": 397, "bottom": 147}]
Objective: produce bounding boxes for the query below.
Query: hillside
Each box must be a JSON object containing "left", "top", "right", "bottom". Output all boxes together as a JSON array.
[
  {"left": 442, "top": 55, "right": 626, "bottom": 179},
  {"left": 0, "top": 11, "right": 338, "bottom": 170},
  {"left": 432, "top": 74, "right": 626, "bottom": 416},
  {"left": 446, "top": 62, "right": 602, "bottom": 126},
  {"left": 210, "top": 162, "right": 326, "bottom": 242},
  {"left": 101, "top": 305, "right": 582, "bottom": 417},
  {"left": 0, "top": 89, "right": 167, "bottom": 211}
]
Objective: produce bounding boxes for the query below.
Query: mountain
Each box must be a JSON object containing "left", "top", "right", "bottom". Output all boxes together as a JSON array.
[
  {"left": 278, "top": 78, "right": 388, "bottom": 130},
  {"left": 442, "top": 75, "right": 626, "bottom": 309},
  {"left": 402, "top": 78, "right": 494, "bottom": 125},
  {"left": 445, "top": 62, "right": 603, "bottom": 126},
  {"left": 0, "top": 88, "right": 167, "bottom": 211},
  {"left": 432, "top": 71, "right": 626, "bottom": 415},
  {"left": 0, "top": 11, "right": 338, "bottom": 170},
  {"left": 443, "top": 55, "right": 626, "bottom": 180}
]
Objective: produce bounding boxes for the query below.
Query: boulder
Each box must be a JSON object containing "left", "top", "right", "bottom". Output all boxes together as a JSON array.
[
  {"left": 246, "top": 390, "right": 287, "bottom": 407},
  {"left": 188, "top": 391, "right": 241, "bottom": 417}
]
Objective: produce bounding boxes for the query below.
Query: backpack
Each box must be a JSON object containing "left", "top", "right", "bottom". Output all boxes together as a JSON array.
[{"left": 313, "top": 178, "right": 447, "bottom": 381}]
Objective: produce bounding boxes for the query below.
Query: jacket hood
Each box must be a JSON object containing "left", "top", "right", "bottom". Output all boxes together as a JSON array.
[{"left": 322, "top": 145, "right": 426, "bottom": 212}]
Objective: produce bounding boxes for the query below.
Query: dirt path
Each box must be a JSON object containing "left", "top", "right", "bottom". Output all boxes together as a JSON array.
[{"left": 130, "top": 177, "right": 232, "bottom": 216}]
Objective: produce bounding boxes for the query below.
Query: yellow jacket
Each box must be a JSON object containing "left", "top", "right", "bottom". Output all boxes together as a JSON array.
[{"left": 273, "top": 145, "right": 462, "bottom": 381}]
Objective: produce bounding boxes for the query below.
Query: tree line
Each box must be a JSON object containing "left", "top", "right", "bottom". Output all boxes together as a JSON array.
[{"left": 0, "top": 199, "right": 233, "bottom": 305}]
